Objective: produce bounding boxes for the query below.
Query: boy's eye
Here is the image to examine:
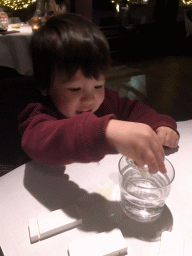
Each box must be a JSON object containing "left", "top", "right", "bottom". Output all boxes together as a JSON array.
[
  {"left": 68, "top": 88, "right": 81, "bottom": 92},
  {"left": 95, "top": 85, "right": 103, "bottom": 89}
]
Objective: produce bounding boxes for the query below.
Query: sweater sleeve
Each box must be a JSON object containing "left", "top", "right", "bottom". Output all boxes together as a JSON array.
[
  {"left": 100, "top": 88, "right": 178, "bottom": 132},
  {"left": 18, "top": 103, "right": 117, "bottom": 166}
]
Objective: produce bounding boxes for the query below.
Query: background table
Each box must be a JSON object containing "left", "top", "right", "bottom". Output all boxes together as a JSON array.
[
  {"left": 0, "top": 120, "right": 192, "bottom": 256},
  {"left": 0, "top": 25, "right": 33, "bottom": 75}
]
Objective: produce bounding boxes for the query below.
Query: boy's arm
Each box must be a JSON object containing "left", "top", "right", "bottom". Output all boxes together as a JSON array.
[
  {"left": 103, "top": 88, "right": 178, "bottom": 133},
  {"left": 18, "top": 103, "right": 166, "bottom": 173},
  {"left": 102, "top": 89, "right": 179, "bottom": 147},
  {"left": 102, "top": 89, "right": 179, "bottom": 172},
  {"left": 115, "top": 95, "right": 179, "bottom": 149},
  {"left": 18, "top": 103, "right": 117, "bottom": 166},
  {"left": 120, "top": 99, "right": 179, "bottom": 149}
]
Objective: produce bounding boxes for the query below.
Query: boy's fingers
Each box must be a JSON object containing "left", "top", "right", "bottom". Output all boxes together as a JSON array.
[
  {"left": 156, "top": 131, "right": 166, "bottom": 145},
  {"left": 135, "top": 156, "right": 166, "bottom": 174},
  {"left": 148, "top": 158, "right": 166, "bottom": 174},
  {"left": 146, "top": 159, "right": 159, "bottom": 174},
  {"left": 153, "top": 130, "right": 165, "bottom": 156},
  {"left": 146, "top": 154, "right": 165, "bottom": 174},
  {"left": 135, "top": 134, "right": 166, "bottom": 174},
  {"left": 168, "top": 136, "right": 179, "bottom": 149},
  {"left": 156, "top": 127, "right": 180, "bottom": 149},
  {"left": 146, "top": 141, "right": 166, "bottom": 174},
  {"left": 154, "top": 143, "right": 166, "bottom": 174},
  {"left": 158, "top": 158, "right": 167, "bottom": 173}
]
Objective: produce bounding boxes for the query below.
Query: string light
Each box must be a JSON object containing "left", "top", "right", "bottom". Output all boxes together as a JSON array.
[
  {"left": 182, "top": 0, "right": 192, "bottom": 4},
  {"left": 0, "top": 0, "right": 36, "bottom": 10},
  {"left": 1, "top": 0, "right": 190, "bottom": 12}
]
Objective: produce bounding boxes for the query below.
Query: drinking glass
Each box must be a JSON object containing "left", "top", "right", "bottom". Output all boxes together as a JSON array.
[{"left": 118, "top": 156, "right": 175, "bottom": 222}]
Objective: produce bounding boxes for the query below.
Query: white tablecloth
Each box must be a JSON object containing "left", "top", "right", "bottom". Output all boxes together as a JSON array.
[
  {"left": 0, "top": 25, "right": 33, "bottom": 75},
  {"left": 0, "top": 120, "right": 192, "bottom": 256}
]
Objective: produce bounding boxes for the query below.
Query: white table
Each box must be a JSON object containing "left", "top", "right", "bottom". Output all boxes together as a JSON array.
[
  {"left": 0, "top": 24, "right": 33, "bottom": 75},
  {"left": 0, "top": 120, "right": 192, "bottom": 256}
]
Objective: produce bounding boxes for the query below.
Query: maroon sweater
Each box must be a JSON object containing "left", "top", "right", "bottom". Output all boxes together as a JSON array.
[{"left": 18, "top": 88, "right": 177, "bottom": 166}]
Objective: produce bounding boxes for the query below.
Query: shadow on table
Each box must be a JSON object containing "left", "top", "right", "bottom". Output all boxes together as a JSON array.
[
  {"left": 23, "top": 161, "right": 88, "bottom": 211},
  {"left": 110, "top": 202, "right": 173, "bottom": 242},
  {"left": 24, "top": 161, "right": 173, "bottom": 241},
  {"left": 77, "top": 193, "right": 173, "bottom": 242}
]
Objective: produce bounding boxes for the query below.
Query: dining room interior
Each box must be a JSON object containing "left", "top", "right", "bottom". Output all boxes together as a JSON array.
[
  {"left": 1, "top": 2, "right": 192, "bottom": 256},
  {"left": 0, "top": 0, "right": 192, "bottom": 177}
]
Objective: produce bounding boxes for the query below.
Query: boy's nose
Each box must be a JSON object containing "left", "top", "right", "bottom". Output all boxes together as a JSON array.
[{"left": 81, "top": 93, "right": 95, "bottom": 103}]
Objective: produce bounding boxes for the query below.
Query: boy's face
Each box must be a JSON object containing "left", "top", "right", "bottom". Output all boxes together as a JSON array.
[{"left": 41, "top": 69, "right": 105, "bottom": 118}]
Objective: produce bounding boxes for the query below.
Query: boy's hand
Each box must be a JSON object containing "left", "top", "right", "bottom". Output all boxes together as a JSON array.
[
  {"left": 105, "top": 120, "right": 166, "bottom": 174},
  {"left": 155, "top": 126, "right": 179, "bottom": 149}
]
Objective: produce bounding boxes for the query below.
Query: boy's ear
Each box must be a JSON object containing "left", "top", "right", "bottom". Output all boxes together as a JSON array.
[{"left": 40, "top": 89, "right": 48, "bottom": 96}]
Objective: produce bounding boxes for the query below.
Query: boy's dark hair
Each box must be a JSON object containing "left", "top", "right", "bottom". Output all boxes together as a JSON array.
[{"left": 30, "top": 13, "right": 111, "bottom": 90}]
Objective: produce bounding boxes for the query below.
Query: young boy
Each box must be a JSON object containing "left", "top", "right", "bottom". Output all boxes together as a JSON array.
[{"left": 18, "top": 13, "right": 179, "bottom": 174}]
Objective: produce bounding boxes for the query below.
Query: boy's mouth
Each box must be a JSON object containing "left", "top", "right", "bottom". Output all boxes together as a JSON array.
[{"left": 76, "top": 109, "right": 92, "bottom": 115}]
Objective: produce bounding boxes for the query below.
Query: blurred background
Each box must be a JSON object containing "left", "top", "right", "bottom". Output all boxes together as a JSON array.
[{"left": 0, "top": 0, "right": 191, "bottom": 60}]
